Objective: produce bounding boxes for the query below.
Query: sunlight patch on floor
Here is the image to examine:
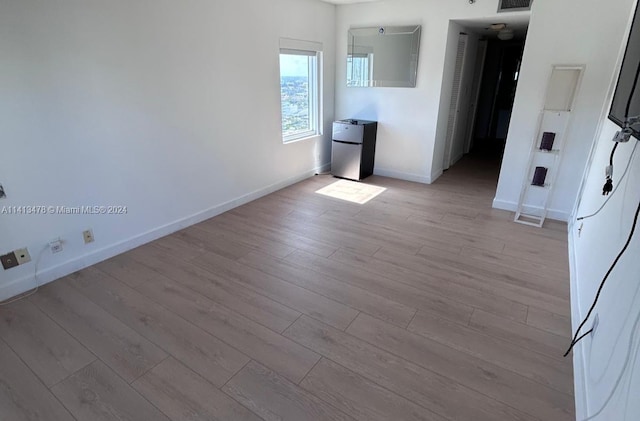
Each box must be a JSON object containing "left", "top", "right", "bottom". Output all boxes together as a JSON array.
[{"left": 315, "top": 179, "right": 386, "bottom": 204}]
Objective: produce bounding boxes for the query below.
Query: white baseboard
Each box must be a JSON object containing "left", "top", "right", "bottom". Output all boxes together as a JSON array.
[
  {"left": 316, "top": 162, "right": 331, "bottom": 174},
  {"left": 0, "top": 163, "right": 330, "bottom": 301},
  {"left": 430, "top": 169, "right": 444, "bottom": 183},
  {"left": 567, "top": 219, "right": 588, "bottom": 421},
  {"left": 492, "top": 198, "right": 571, "bottom": 222},
  {"left": 373, "top": 167, "right": 434, "bottom": 184}
]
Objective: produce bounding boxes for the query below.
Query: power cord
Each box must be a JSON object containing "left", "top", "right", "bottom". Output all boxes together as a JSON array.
[
  {"left": 603, "top": 142, "right": 619, "bottom": 195},
  {"left": 565, "top": 200, "right": 640, "bottom": 357},
  {"left": 579, "top": 141, "right": 639, "bottom": 221}
]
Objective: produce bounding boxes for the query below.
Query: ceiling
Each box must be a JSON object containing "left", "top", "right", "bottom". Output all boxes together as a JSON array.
[
  {"left": 320, "top": 0, "right": 381, "bottom": 4},
  {"left": 318, "top": 0, "right": 530, "bottom": 39},
  {"left": 454, "top": 15, "right": 530, "bottom": 40}
]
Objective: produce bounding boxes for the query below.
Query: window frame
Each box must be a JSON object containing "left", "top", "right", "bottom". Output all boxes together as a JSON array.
[{"left": 279, "top": 39, "right": 323, "bottom": 143}]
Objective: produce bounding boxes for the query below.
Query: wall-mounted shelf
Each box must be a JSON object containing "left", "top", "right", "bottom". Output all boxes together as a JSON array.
[{"left": 514, "top": 65, "right": 585, "bottom": 227}]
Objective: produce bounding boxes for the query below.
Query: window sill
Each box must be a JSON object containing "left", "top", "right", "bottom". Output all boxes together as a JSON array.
[{"left": 283, "top": 133, "right": 322, "bottom": 144}]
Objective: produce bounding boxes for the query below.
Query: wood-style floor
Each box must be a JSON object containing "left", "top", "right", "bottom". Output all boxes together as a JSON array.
[{"left": 0, "top": 157, "right": 575, "bottom": 421}]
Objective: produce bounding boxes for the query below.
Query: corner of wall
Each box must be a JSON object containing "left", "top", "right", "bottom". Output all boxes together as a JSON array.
[{"left": 568, "top": 220, "right": 589, "bottom": 420}]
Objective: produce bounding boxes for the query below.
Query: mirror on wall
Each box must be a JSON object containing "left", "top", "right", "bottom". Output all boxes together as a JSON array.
[{"left": 347, "top": 25, "right": 421, "bottom": 88}]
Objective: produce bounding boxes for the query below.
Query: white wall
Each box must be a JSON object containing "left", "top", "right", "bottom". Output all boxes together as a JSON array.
[
  {"left": 569, "top": 1, "right": 640, "bottom": 418},
  {"left": 494, "top": 0, "right": 636, "bottom": 221},
  {"left": 335, "top": 0, "right": 520, "bottom": 184},
  {"left": 571, "top": 124, "right": 640, "bottom": 420},
  {"left": 0, "top": 0, "right": 336, "bottom": 300},
  {"left": 336, "top": 0, "right": 635, "bottom": 222}
]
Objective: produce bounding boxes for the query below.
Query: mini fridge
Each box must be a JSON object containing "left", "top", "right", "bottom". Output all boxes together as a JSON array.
[{"left": 331, "top": 120, "right": 378, "bottom": 181}]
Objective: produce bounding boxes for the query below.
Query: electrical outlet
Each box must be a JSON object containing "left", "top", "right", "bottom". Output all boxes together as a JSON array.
[
  {"left": 591, "top": 313, "right": 599, "bottom": 337},
  {"left": 14, "top": 248, "right": 31, "bottom": 265},
  {"left": 0, "top": 184, "right": 6, "bottom": 199},
  {"left": 1, "top": 252, "right": 19, "bottom": 270},
  {"left": 49, "top": 239, "right": 63, "bottom": 254},
  {"left": 83, "top": 229, "right": 94, "bottom": 244}
]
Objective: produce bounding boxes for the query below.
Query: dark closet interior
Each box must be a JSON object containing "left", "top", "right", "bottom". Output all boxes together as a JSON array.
[{"left": 471, "top": 39, "right": 525, "bottom": 160}]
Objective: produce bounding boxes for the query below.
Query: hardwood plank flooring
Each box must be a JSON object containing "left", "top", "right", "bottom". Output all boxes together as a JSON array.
[
  {"left": 29, "top": 281, "right": 168, "bottom": 383},
  {"left": 51, "top": 360, "right": 170, "bottom": 421},
  {"left": 123, "top": 245, "right": 301, "bottom": 333},
  {"left": 133, "top": 274, "right": 320, "bottom": 383},
  {"left": 173, "top": 227, "right": 254, "bottom": 260},
  {"left": 284, "top": 315, "right": 538, "bottom": 421},
  {"left": 93, "top": 253, "right": 162, "bottom": 288},
  {"left": 284, "top": 249, "right": 475, "bottom": 325},
  {"left": 329, "top": 248, "right": 529, "bottom": 323},
  {"left": 408, "top": 310, "right": 574, "bottom": 395},
  {"left": 347, "top": 313, "right": 574, "bottom": 420},
  {"left": 413, "top": 246, "right": 568, "bottom": 298},
  {"left": 300, "top": 358, "right": 445, "bottom": 421},
  {"left": 0, "top": 300, "right": 95, "bottom": 388},
  {"left": 195, "top": 220, "right": 297, "bottom": 259},
  {"left": 191, "top": 249, "right": 360, "bottom": 330},
  {"left": 0, "top": 340, "right": 75, "bottom": 421},
  {"left": 209, "top": 210, "right": 339, "bottom": 257},
  {"left": 223, "top": 360, "right": 354, "bottom": 421},
  {"left": 132, "top": 357, "right": 262, "bottom": 421},
  {"left": 66, "top": 267, "right": 249, "bottom": 387},
  {"left": 469, "top": 308, "right": 568, "bottom": 360},
  {"left": 374, "top": 246, "right": 571, "bottom": 316},
  {"left": 527, "top": 306, "right": 572, "bottom": 337},
  {"left": 238, "top": 250, "right": 417, "bottom": 328},
  {"left": 0, "top": 157, "right": 575, "bottom": 420}
]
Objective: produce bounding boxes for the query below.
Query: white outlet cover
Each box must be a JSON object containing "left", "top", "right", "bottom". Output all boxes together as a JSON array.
[
  {"left": 15, "top": 248, "right": 31, "bottom": 265},
  {"left": 83, "top": 229, "right": 94, "bottom": 244},
  {"left": 50, "top": 240, "right": 63, "bottom": 254}
]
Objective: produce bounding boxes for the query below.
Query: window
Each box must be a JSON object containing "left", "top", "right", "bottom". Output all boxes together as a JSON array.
[{"left": 279, "top": 39, "right": 322, "bottom": 142}]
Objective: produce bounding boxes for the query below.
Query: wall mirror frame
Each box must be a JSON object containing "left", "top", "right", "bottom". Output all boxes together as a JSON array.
[{"left": 347, "top": 25, "right": 421, "bottom": 88}]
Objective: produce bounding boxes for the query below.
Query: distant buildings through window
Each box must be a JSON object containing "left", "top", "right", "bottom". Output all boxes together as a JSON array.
[{"left": 279, "top": 49, "right": 321, "bottom": 142}]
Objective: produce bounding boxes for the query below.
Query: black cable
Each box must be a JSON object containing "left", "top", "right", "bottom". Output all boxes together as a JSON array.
[
  {"left": 578, "top": 142, "right": 640, "bottom": 221},
  {"left": 610, "top": 142, "right": 619, "bottom": 166},
  {"left": 574, "top": 328, "right": 594, "bottom": 346},
  {"left": 564, "top": 200, "right": 640, "bottom": 357},
  {"left": 603, "top": 143, "right": 619, "bottom": 195}
]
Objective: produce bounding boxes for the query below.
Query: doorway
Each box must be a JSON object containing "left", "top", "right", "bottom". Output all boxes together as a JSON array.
[
  {"left": 472, "top": 39, "right": 525, "bottom": 162},
  {"left": 441, "top": 18, "right": 529, "bottom": 178}
]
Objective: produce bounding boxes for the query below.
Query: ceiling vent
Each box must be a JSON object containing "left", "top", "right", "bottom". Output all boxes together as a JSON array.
[{"left": 497, "top": 0, "right": 533, "bottom": 12}]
